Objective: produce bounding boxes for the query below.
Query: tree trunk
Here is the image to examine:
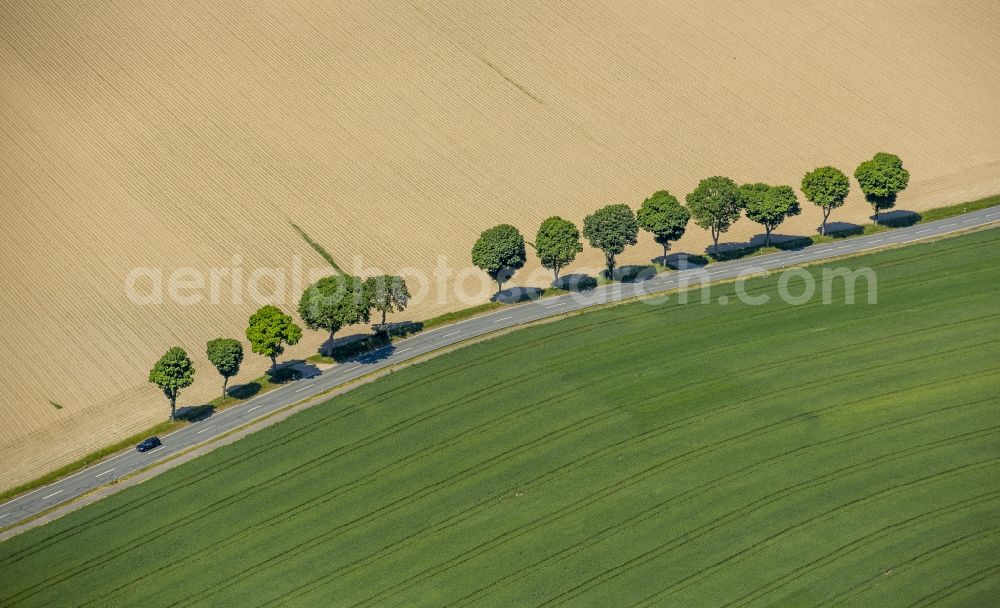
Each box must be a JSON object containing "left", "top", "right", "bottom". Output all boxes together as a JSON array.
[
  {"left": 496, "top": 279, "right": 503, "bottom": 294},
  {"left": 764, "top": 226, "right": 772, "bottom": 247},
  {"left": 270, "top": 355, "right": 277, "bottom": 373},
  {"left": 553, "top": 267, "right": 560, "bottom": 282},
  {"left": 606, "top": 253, "right": 616, "bottom": 279},
  {"left": 873, "top": 206, "right": 880, "bottom": 223},
  {"left": 662, "top": 243, "right": 669, "bottom": 262},
  {"left": 381, "top": 308, "right": 387, "bottom": 328},
  {"left": 170, "top": 394, "right": 176, "bottom": 420},
  {"left": 822, "top": 207, "right": 831, "bottom": 236},
  {"left": 712, "top": 226, "right": 720, "bottom": 254},
  {"left": 222, "top": 376, "right": 228, "bottom": 401}
]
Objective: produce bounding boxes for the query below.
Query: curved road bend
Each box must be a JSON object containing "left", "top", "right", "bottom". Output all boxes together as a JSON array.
[{"left": 1, "top": 207, "right": 998, "bottom": 530}]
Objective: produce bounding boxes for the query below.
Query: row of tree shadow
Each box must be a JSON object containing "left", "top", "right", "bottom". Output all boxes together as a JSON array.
[
  {"left": 178, "top": 210, "right": 921, "bottom": 423},
  {"left": 707, "top": 211, "right": 919, "bottom": 260},
  {"left": 494, "top": 210, "right": 922, "bottom": 300}
]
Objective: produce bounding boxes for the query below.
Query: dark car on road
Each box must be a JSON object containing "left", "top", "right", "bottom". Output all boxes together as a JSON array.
[{"left": 136, "top": 436, "right": 162, "bottom": 452}]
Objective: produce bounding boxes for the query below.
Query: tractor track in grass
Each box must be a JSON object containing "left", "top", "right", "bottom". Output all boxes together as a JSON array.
[
  {"left": 4, "top": 316, "right": 995, "bottom": 607},
  {"left": 719, "top": 492, "right": 1000, "bottom": 608},
  {"left": 5, "top": 306, "right": 975, "bottom": 597},
  {"left": 276, "top": 400, "right": 1000, "bottom": 607},
  {"left": 537, "top": 487, "right": 1000, "bottom": 608},
  {"left": 630, "top": 463, "right": 1000, "bottom": 606},
  {"left": 158, "top": 354, "right": 999, "bottom": 608},
  {"left": 441, "top": 397, "right": 997, "bottom": 608},
  {"left": 821, "top": 525, "right": 1000, "bottom": 608},
  {"left": 16, "top": 302, "right": 992, "bottom": 605},
  {"left": 903, "top": 562, "right": 1000, "bottom": 608}
]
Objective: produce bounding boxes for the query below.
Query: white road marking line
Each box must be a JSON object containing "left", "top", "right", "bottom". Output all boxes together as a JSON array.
[
  {"left": 0, "top": 486, "right": 48, "bottom": 510},
  {"left": 43, "top": 490, "right": 63, "bottom": 500},
  {"left": 95, "top": 469, "right": 115, "bottom": 478},
  {"left": 1, "top": 450, "right": 133, "bottom": 505},
  {"left": 545, "top": 302, "right": 564, "bottom": 308},
  {"left": 248, "top": 404, "right": 263, "bottom": 412},
  {"left": 0, "top": 514, "right": 8, "bottom": 519},
  {"left": 942, "top": 223, "right": 957, "bottom": 228},
  {"left": 397, "top": 347, "right": 412, "bottom": 353},
  {"left": 443, "top": 331, "right": 461, "bottom": 338},
  {"left": 869, "top": 238, "right": 884, "bottom": 243},
  {"left": 196, "top": 426, "right": 214, "bottom": 434},
  {"left": 345, "top": 365, "right": 361, "bottom": 372},
  {"left": 294, "top": 385, "right": 312, "bottom": 393},
  {"left": 915, "top": 228, "right": 933, "bottom": 234},
  {"left": 146, "top": 446, "right": 163, "bottom": 453},
  {"left": 493, "top": 316, "right": 513, "bottom": 323}
]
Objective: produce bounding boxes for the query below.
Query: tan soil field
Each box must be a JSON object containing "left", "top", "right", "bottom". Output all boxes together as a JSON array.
[{"left": 1, "top": 0, "right": 999, "bottom": 490}]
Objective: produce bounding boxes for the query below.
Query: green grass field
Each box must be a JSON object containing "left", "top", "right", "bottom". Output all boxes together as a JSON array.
[{"left": 2, "top": 228, "right": 999, "bottom": 607}]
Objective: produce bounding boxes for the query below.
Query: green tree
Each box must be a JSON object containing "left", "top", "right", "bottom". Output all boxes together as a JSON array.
[
  {"left": 854, "top": 152, "right": 910, "bottom": 222},
  {"left": 534, "top": 216, "right": 583, "bottom": 282},
  {"left": 739, "top": 183, "right": 801, "bottom": 247},
  {"left": 365, "top": 275, "right": 410, "bottom": 330},
  {"left": 583, "top": 204, "right": 639, "bottom": 277},
  {"left": 246, "top": 305, "right": 302, "bottom": 372},
  {"left": 686, "top": 176, "right": 744, "bottom": 254},
  {"left": 148, "top": 347, "right": 194, "bottom": 419},
  {"left": 298, "top": 275, "right": 371, "bottom": 342},
  {"left": 801, "top": 166, "right": 850, "bottom": 236},
  {"left": 636, "top": 190, "right": 690, "bottom": 261},
  {"left": 471, "top": 224, "right": 527, "bottom": 292},
  {"left": 205, "top": 338, "right": 243, "bottom": 401}
]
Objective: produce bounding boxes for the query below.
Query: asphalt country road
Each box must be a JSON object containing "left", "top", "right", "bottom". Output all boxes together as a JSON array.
[{"left": 2, "top": 208, "right": 998, "bottom": 531}]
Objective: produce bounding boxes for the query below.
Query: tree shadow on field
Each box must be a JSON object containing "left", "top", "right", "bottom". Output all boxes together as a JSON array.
[
  {"left": 227, "top": 382, "right": 261, "bottom": 400},
  {"left": 662, "top": 253, "right": 709, "bottom": 270},
  {"left": 553, "top": 274, "right": 598, "bottom": 292},
  {"left": 706, "top": 241, "right": 756, "bottom": 262},
  {"left": 747, "top": 233, "right": 812, "bottom": 251},
  {"left": 874, "top": 209, "right": 921, "bottom": 227},
  {"left": 491, "top": 286, "right": 546, "bottom": 304},
  {"left": 278, "top": 360, "right": 321, "bottom": 380},
  {"left": 379, "top": 321, "right": 424, "bottom": 338},
  {"left": 610, "top": 265, "right": 656, "bottom": 283},
  {"left": 823, "top": 222, "right": 864, "bottom": 238},
  {"left": 317, "top": 322, "right": 423, "bottom": 364},
  {"left": 174, "top": 403, "right": 215, "bottom": 422},
  {"left": 705, "top": 232, "right": 815, "bottom": 261},
  {"left": 327, "top": 334, "right": 391, "bottom": 364},
  {"left": 356, "top": 340, "right": 396, "bottom": 364},
  {"left": 320, "top": 332, "right": 371, "bottom": 357}
]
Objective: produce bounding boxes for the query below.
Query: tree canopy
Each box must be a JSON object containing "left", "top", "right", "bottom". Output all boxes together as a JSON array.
[
  {"left": 148, "top": 346, "right": 195, "bottom": 419},
  {"left": 471, "top": 224, "right": 527, "bottom": 292},
  {"left": 636, "top": 190, "right": 690, "bottom": 260},
  {"left": 801, "top": 166, "right": 850, "bottom": 235},
  {"left": 583, "top": 204, "right": 639, "bottom": 277},
  {"left": 298, "top": 275, "right": 371, "bottom": 342},
  {"left": 740, "top": 183, "right": 801, "bottom": 246},
  {"left": 365, "top": 275, "right": 411, "bottom": 329},
  {"left": 206, "top": 338, "right": 244, "bottom": 400},
  {"left": 534, "top": 216, "right": 583, "bottom": 281},
  {"left": 246, "top": 305, "right": 302, "bottom": 371},
  {"left": 854, "top": 152, "right": 910, "bottom": 222},
  {"left": 685, "top": 176, "right": 743, "bottom": 253}
]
